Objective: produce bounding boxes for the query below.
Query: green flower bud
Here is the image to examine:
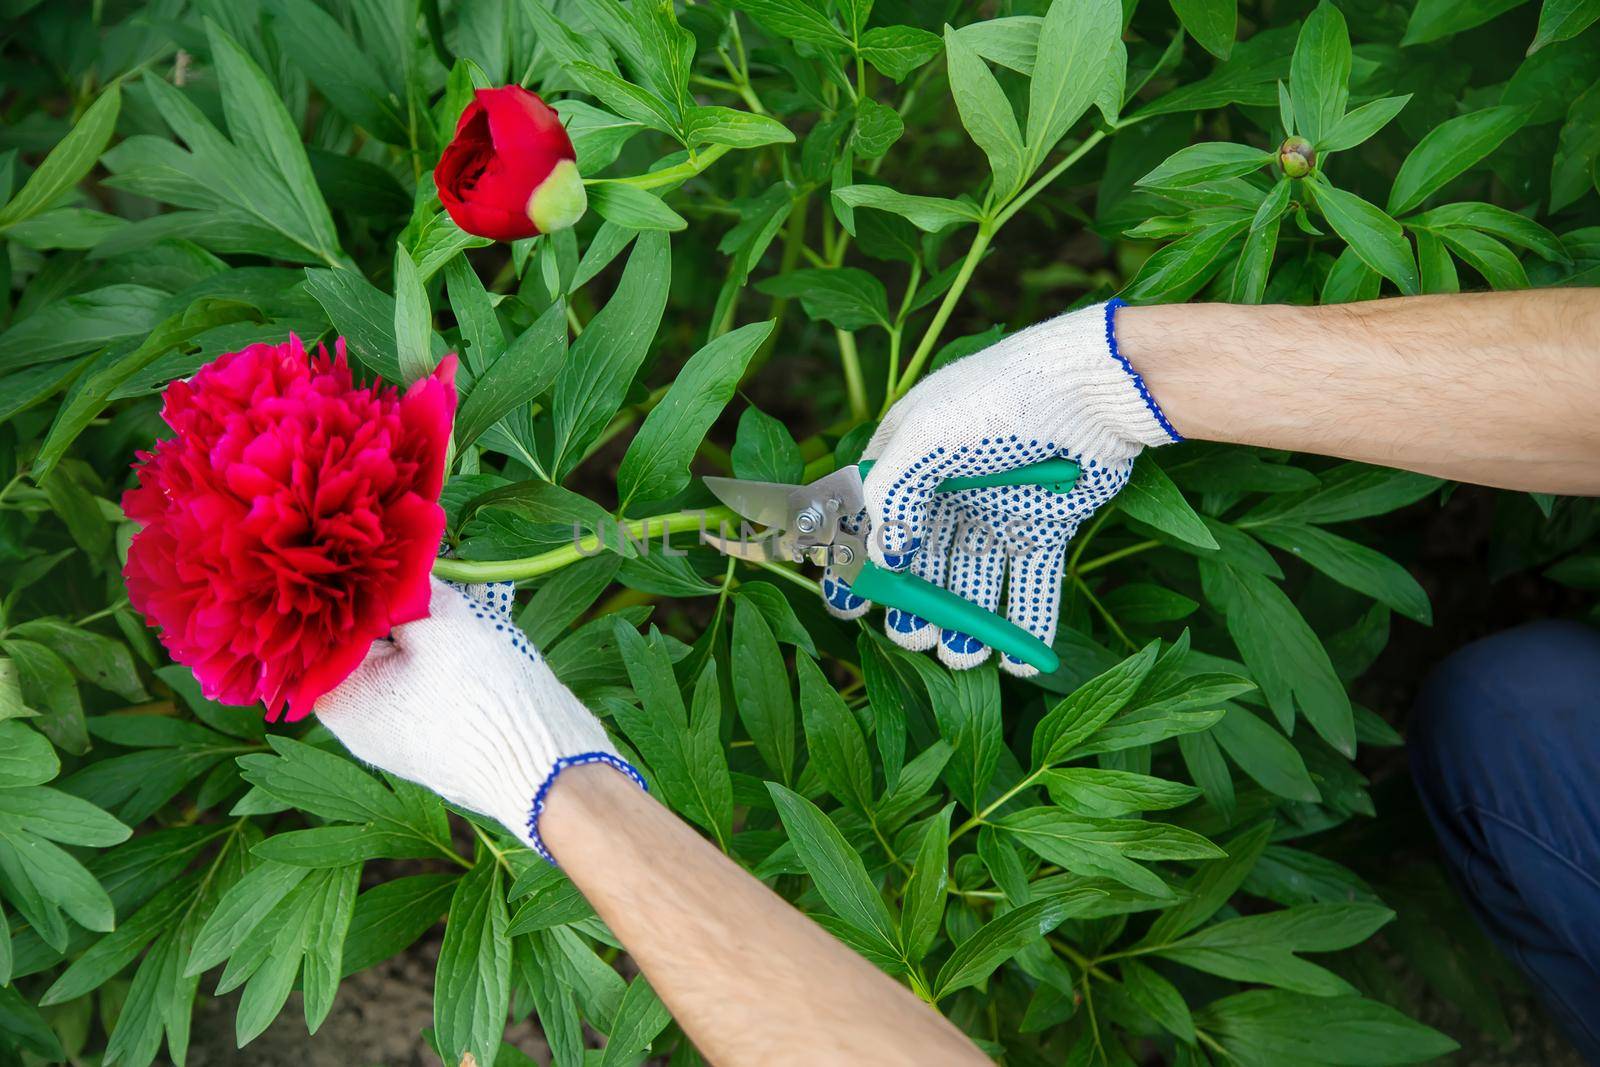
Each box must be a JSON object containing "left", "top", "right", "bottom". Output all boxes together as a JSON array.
[{"left": 1278, "top": 136, "right": 1315, "bottom": 178}]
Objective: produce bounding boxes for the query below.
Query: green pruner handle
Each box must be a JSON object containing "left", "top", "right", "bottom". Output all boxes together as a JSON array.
[
  {"left": 849, "top": 561, "right": 1061, "bottom": 675},
  {"left": 856, "top": 456, "right": 1081, "bottom": 495}
]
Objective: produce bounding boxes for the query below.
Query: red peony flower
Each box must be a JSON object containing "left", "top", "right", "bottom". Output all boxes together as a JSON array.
[
  {"left": 436, "top": 86, "right": 587, "bottom": 242},
  {"left": 123, "top": 336, "right": 456, "bottom": 722}
]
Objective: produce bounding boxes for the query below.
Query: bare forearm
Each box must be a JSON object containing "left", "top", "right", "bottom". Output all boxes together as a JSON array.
[
  {"left": 541, "top": 765, "right": 987, "bottom": 1066},
  {"left": 1118, "top": 291, "right": 1600, "bottom": 494}
]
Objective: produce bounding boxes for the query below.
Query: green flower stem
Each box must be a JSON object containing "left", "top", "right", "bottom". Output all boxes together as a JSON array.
[
  {"left": 837, "top": 328, "right": 869, "bottom": 421},
  {"left": 1075, "top": 539, "right": 1161, "bottom": 576},
  {"left": 882, "top": 258, "right": 922, "bottom": 407},
  {"left": 1073, "top": 574, "right": 1136, "bottom": 653},
  {"left": 884, "top": 130, "right": 1107, "bottom": 411},
  {"left": 1047, "top": 935, "right": 1115, "bottom": 984},
  {"left": 886, "top": 223, "right": 992, "bottom": 410},
  {"left": 432, "top": 506, "right": 738, "bottom": 583},
  {"left": 948, "top": 766, "right": 1043, "bottom": 843},
  {"left": 591, "top": 143, "right": 734, "bottom": 191},
  {"left": 748, "top": 556, "right": 822, "bottom": 596},
  {"left": 992, "top": 130, "right": 1106, "bottom": 231}
]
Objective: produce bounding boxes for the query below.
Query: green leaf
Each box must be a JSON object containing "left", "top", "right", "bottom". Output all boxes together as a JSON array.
[
  {"left": 204, "top": 19, "right": 341, "bottom": 262},
  {"left": 304, "top": 266, "right": 403, "bottom": 380},
  {"left": 755, "top": 268, "right": 890, "bottom": 330},
  {"left": 831, "top": 185, "right": 981, "bottom": 233},
  {"left": 393, "top": 244, "right": 432, "bottom": 385},
  {"left": 1024, "top": 0, "right": 1121, "bottom": 171},
  {"left": 1552, "top": 77, "right": 1600, "bottom": 211},
  {"left": 1138, "top": 143, "right": 1275, "bottom": 189},
  {"left": 732, "top": 0, "right": 849, "bottom": 47},
  {"left": 1204, "top": 562, "right": 1354, "bottom": 755},
  {"left": 1243, "top": 462, "right": 1443, "bottom": 524},
  {"left": 8, "top": 618, "right": 147, "bottom": 703},
  {"left": 455, "top": 299, "right": 568, "bottom": 450},
  {"left": 588, "top": 183, "right": 688, "bottom": 232},
  {"left": 860, "top": 25, "right": 943, "bottom": 81},
  {"left": 1120, "top": 959, "right": 1196, "bottom": 1042},
  {"left": 1386, "top": 106, "right": 1530, "bottom": 216},
  {"left": 1122, "top": 216, "right": 1251, "bottom": 302},
  {"left": 435, "top": 849, "right": 511, "bottom": 1067},
  {"left": 958, "top": 16, "right": 1042, "bottom": 74},
  {"left": 766, "top": 783, "right": 899, "bottom": 955},
  {"left": 1289, "top": 2, "right": 1351, "bottom": 146},
  {"left": 0, "top": 83, "right": 121, "bottom": 230},
  {"left": 341, "top": 874, "right": 456, "bottom": 977},
  {"left": 923, "top": 665, "right": 1004, "bottom": 814},
  {"left": 1415, "top": 229, "right": 1461, "bottom": 294},
  {"left": 1100, "top": 582, "right": 1199, "bottom": 623},
  {"left": 0, "top": 786, "right": 129, "bottom": 846},
  {"left": 1403, "top": 0, "right": 1530, "bottom": 45},
  {"left": 518, "top": 555, "right": 622, "bottom": 650},
  {"left": 684, "top": 105, "right": 794, "bottom": 149},
  {"left": 1141, "top": 820, "right": 1275, "bottom": 945},
  {"left": 1531, "top": 0, "right": 1600, "bottom": 50},
  {"left": 852, "top": 98, "right": 905, "bottom": 160},
  {"left": 548, "top": 231, "right": 671, "bottom": 479},
  {"left": 1197, "top": 990, "right": 1458, "bottom": 1064},
  {"left": 1118, "top": 459, "right": 1220, "bottom": 550},
  {"left": 730, "top": 596, "right": 796, "bottom": 783},
  {"left": 1170, "top": 0, "right": 1237, "bottom": 58},
  {"left": 610, "top": 624, "right": 731, "bottom": 845},
  {"left": 1006, "top": 808, "right": 1222, "bottom": 864},
  {"left": 1306, "top": 177, "right": 1419, "bottom": 295},
  {"left": 1437, "top": 226, "right": 1531, "bottom": 290},
  {"left": 1322, "top": 246, "right": 1381, "bottom": 303},
  {"left": 1232, "top": 178, "right": 1291, "bottom": 303},
  {"left": 1406, "top": 201, "right": 1567, "bottom": 262},
  {"left": 300, "top": 863, "right": 360, "bottom": 1033},
  {"left": 567, "top": 62, "right": 680, "bottom": 137},
  {"left": 1321, "top": 94, "right": 1411, "bottom": 152},
  {"left": 0, "top": 818, "right": 116, "bottom": 932},
  {"left": 1253, "top": 522, "right": 1432, "bottom": 623},
  {"left": 618, "top": 320, "right": 772, "bottom": 505},
  {"left": 1135, "top": 26, "right": 1295, "bottom": 118},
  {"left": 1214, "top": 704, "right": 1321, "bottom": 801},
  {"left": 933, "top": 891, "right": 1102, "bottom": 998},
  {"left": 943, "top": 24, "right": 1025, "bottom": 198},
  {"left": 187, "top": 861, "right": 311, "bottom": 975},
  {"left": 251, "top": 824, "right": 439, "bottom": 867},
  {"left": 1031, "top": 642, "right": 1160, "bottom": 767},
  {"left": 34, "top": 298, "right": 258, "bottom": 479},
  {"left": 1040, "top": 768, "right": 1202, "bottom": 817},
  {"left": 730, "top": 407, "right": 805, "bottom": 484},
  {"left": 558, "top": 100, "right": 646, "bottom": 176},
  {"left": 1, "top": 639, "right": 84, "bottom": 754},
  {"left": 797, "top": 655, "right": 875, "bottom": 811},
  {"left": 900, "top": 804, "right": 954, "bottom": 963},
  {"left": 263, "top": 0, "right": 409, "bottom": 143},
  {"left": 598, "top": 977, "right": 672, "bottom": 1066}
]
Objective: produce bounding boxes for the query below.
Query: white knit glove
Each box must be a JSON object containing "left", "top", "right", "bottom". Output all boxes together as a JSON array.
[
  {"left": 315, "top": 576, "right": 644, "bottom": 863},
  {"left": 821, "top": 300, "right": 1181, "bottom": 677}
]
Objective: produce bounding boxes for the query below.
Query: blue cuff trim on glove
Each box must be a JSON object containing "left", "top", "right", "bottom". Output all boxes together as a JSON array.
[
  {"left": 527, "top": 751, "right": 648, "bottom": 865},
  {"left": 1104, "top": 298, "right": 1183, "bottom": 444}
]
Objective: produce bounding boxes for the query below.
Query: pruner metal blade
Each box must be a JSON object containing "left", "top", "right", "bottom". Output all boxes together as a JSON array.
[
  {"left": 699, "top": 527, "right": 783, "bottom": 562},
  {"left": 702, "top": 476, "right": 796, "bottom": 530}
]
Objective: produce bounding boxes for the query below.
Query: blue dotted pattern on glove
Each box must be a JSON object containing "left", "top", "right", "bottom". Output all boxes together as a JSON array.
[
  {"left": 452, "top": 580, "right": 545, "bottom": 665},
  {"left": 831, "top": 441, "right": 1132, "bottom": 671}
]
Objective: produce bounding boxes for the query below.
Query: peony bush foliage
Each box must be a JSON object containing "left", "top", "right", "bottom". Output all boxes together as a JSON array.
[{"left": 1, "top": 0, "right": 1598, "bottom": 1064}]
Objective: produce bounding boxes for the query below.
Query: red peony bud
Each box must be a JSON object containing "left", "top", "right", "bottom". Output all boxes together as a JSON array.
[
  {"left": 436, "top": 86, "right": 586, "bottom": 241},
  {"left": 1278, "top": 136, "right": 1315, "bottom": 178}
]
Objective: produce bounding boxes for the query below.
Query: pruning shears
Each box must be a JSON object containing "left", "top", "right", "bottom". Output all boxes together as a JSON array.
[{"left": 700, "top": 457, "right": 1082, "bottom": 674}]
